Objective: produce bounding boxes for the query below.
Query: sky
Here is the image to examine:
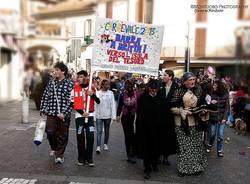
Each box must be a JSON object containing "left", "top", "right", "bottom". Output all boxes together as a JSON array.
[{"left": 0, "top": 0, "right": 19, "bottom": 11}]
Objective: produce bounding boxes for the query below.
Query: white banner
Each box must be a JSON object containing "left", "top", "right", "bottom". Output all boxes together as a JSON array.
[{"left": 91, "top": 17, "right": 164, "bottom": 76}]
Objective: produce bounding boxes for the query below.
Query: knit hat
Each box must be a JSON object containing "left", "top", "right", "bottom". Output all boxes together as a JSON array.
[{"left": 182, "top": 72, "right": 196, "bottom": 82}]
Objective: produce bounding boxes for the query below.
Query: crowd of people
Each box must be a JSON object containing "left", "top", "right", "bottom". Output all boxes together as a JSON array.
[{"left": 39, "top": 62, "right": 250, "bottom": 180}]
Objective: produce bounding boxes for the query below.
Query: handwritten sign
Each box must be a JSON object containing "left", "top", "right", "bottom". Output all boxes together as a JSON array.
[{"left": 91, "top": 17, "right": 164, "bottom": 76}]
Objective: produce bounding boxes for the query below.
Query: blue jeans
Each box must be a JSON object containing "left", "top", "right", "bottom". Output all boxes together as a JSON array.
[
  {"left": 208, "top": 122, "right": 225, "bottom": 152},
  {"left": 96, "top": 118, "right": 111, "bottom": 146}
]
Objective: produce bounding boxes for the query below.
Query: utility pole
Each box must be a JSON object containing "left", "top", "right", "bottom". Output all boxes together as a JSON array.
[
  {"left": 185, "top": 22, "right": 190, "bottom": 72},
  {"left": 235, "top": 28, "right": 244, "bottom": 80}
]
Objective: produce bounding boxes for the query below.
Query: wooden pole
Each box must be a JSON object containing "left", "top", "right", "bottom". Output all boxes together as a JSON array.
[{"left": 85, "top": 71, "right": 94, "bottom": 123}]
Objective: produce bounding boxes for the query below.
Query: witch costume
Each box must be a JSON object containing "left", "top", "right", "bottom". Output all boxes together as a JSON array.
[
  {"left": 135, "top": 79, "right": 163, "bottom": 179},
  {"left": 170, "top": 72, "right": 207, "bottom": 176}
]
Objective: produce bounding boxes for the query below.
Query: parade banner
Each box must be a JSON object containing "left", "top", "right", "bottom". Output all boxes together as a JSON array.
[{"left": 91, "top": 17, "right": 164, "bottom": 76}]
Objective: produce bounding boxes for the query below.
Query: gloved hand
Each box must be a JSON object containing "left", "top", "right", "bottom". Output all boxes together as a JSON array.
[{"left": 180, "top": 107, "right": 192, "bottom": 120}]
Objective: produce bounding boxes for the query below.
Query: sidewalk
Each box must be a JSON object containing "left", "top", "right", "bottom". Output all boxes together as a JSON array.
[
  {"left": 0, "top": 100, "right": 40, "bottom": 134},
  {"left": 0, "top": 100, "right": 250, "bottom": 184}
]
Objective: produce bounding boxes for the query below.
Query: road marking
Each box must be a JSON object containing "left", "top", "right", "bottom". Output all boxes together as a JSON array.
[
  {"left": 0, "top": 178, "right": 37, "bottom": 184},
  {"left": 8, "top": 123, "right": 36, "bottom": 131},
  {"left": 69, "top": 182, "right": 91, "bottom": 184}
]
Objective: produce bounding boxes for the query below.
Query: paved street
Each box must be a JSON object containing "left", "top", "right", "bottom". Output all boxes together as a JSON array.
[{"left": 0, "top": 100, "right": 249, "bottom": 184}]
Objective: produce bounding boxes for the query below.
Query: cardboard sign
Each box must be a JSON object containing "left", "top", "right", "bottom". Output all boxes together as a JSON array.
[{"left": 92, "top": 17, "right": 164, "bottom": 76}]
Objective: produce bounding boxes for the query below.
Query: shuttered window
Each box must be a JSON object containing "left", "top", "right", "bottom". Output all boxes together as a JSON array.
[
  {"left": 106, "top": 1, "right": 113, "bottom": 18},
  {"left": 195, "top": 28, "right": 206, "bottom": 57},
  {"left": 196, "top": 0, "right": 207, "bottom": 22}
]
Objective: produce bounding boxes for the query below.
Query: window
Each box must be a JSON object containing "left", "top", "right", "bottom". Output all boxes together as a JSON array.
[
  {"left": 106, "top": 1, "right": 112, "bottom": 18},
  {"left": 112, "top": 1, "right": 128, "bottom": 21},
  {"left": 239, "top": 0, "right": 250, "bottom": 20},
  {"left": 84, "top": 19, "right": 92, "bottom": 37},
  {"left": 137, "top": 0, "right": 153, "bottom": 23},
  {"left": 194, "top": 28, "right": 206, "bottom": 57},
  {"left": 36, "top": 23, "right": 61, "bottom": 36},
  {"left": 196, "top": 0, "right": 207, "bottom": 22},
  {"left": 145, "top": 0, "right": 153, "bottom": 23}
]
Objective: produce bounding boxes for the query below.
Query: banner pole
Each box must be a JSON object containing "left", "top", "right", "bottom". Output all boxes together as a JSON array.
[{"left": 85, "top": 70, "right": 94, "bottom": 123}]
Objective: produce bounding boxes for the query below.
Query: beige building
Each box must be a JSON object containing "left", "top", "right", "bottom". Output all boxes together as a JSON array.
[
  {"left": 2, "top": 0, "right": 249, "bottom": 99},
  {"left": 22, "top": 0, "right": 154, "bottom": 71},
  {"left": 0, "top": 5, "right": 26, "bottom": 100},
  {"left": 156, "top": 0, "right": 250, "bottom": 78}
]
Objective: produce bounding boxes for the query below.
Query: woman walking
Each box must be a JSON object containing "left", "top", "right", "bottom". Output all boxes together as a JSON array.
[
  {"left": 95, "top": 79, "right": 117, "bottom": 153},
  {"left": 206, "top": 80, "right": 229, "bottom": 157},
  {"left": 170, "top": 72, "right": 207, "bottom": 176},
  {"left": 117, "top": 80, "right": 139, "bottom": 163}
]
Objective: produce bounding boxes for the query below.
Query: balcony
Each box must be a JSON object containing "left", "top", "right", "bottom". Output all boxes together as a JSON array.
[
  {"left": 161, "top": 47, "right": 189, "bottom": 59},
  {"left": 31, "top": 0, "right": 96, "bottom": 19},
  {"left": 30, "top": 0, "right": 66, "bottom": 4},
  {"left": 25, "top": 22, "right": 65, "bottom": 39},
  {"left": 161, "top": 45, "right": 236, "bottom": 60}
]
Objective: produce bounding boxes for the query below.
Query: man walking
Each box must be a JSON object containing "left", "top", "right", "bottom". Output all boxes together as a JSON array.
[
  {"left": 71, "top": 70, "right": 100, "bottom": 166},
  {"left": 40, "top": 62, "right": 74, "bottom": 164},
  {"left": 158, "top": 70, "right": 179, "bottom": 165}
]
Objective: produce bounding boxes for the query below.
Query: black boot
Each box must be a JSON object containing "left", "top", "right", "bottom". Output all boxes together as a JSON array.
[
  {"left": 144, "top": 171, "right": 151, "bottom": 179},
  {"left": 177, "top": 171, "right": 185, "bottom": 177}
]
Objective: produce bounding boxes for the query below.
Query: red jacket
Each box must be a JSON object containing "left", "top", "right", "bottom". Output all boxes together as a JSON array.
[{"left": 73, "top": 82, "right": 96, "bottom": 112}]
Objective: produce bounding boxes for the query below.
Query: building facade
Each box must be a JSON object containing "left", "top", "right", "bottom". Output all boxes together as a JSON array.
[{"left": 0, "top": 1, "right": 25, "bottom": 100}]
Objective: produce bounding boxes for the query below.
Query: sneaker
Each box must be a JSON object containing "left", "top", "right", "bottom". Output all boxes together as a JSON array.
[
  {"left": 87, "top": 160, "right": 95, "bottom": 167},
  {"left": 218, "top": 151, "right": 224, "bottom": 158},
  {"left": 55, "top": 157, "right": 64, "bottom": 164},
  {"left": 49, "top": 150, "right": 55, "bottom": 157},
  {"left": 77, "top": 162, "right": 85, "bottom": 166},
  {"left": 206, "top": 144, "right": 212, "bottom": 153},
  {"left": 96, "top": 146, "right": 101, "bottom": 154},
  {"left": 104, "top": 144, "right": 108, "bottom": 151}
]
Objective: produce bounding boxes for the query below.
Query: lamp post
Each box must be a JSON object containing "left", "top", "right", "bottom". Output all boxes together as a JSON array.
[
  {"left": 185, "top": 22, "right": 191, "bottom": 72},
  {"left": 234, "top": 27, "right": 244, "bottom": 79}
]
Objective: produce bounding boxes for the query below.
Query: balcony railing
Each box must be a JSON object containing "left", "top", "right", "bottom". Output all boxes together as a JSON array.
[
  {"left": 161, "top": 45, "right": 235, "bottom": 58},
  {"left": 161, "top": 47, "right": 189, "bottom": 58},
  {"left": 25, "top": 22, "right": 65, "bottom": 38}
]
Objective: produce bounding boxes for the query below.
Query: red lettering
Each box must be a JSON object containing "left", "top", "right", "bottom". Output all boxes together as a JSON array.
[
  {"left": 113, "top": 56, "right": 119, "bottom": 63},
  {"left": 144, "top": 53, "right": 148, "bottom": 59},
  {"left": 107, "top": 49, "right": 112, "bottom": 55}
]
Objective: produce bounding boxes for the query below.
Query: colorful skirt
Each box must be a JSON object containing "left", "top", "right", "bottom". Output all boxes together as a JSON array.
[{"left": 175, "top": 126, "right": 207, "bottom": 174}]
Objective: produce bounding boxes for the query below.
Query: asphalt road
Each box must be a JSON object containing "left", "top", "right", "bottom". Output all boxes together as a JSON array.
[{"left": 0, "top": 100, "right": 249, "bottom": 184}]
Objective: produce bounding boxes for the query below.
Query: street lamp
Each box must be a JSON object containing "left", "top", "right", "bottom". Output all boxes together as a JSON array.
[
  {"left": 185, "top": 22, "right": 190, "bottom": 72},
  {"left": 234, "top": 27, "right": 244, "bottom": 79}
]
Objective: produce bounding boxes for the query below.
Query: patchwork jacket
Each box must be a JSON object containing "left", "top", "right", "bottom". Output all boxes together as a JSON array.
[{"left": 40, "top": 78, "right": 74, "bottom": 119}]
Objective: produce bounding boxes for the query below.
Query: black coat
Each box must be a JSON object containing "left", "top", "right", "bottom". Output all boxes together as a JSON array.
[
  {"left": 135, "top": 92, "right": 163, "bottom": 159},
  {"left": 158, "top": 82, "right": 179, "bottom": 155}
]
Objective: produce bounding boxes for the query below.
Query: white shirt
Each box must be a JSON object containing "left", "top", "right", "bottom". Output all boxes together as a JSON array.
[
  {"left": 165, "top": 81, "right": 172, "bottom": 97},
  {"left": 95, "top": 90, "right": 116, "bottom": 120}
]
